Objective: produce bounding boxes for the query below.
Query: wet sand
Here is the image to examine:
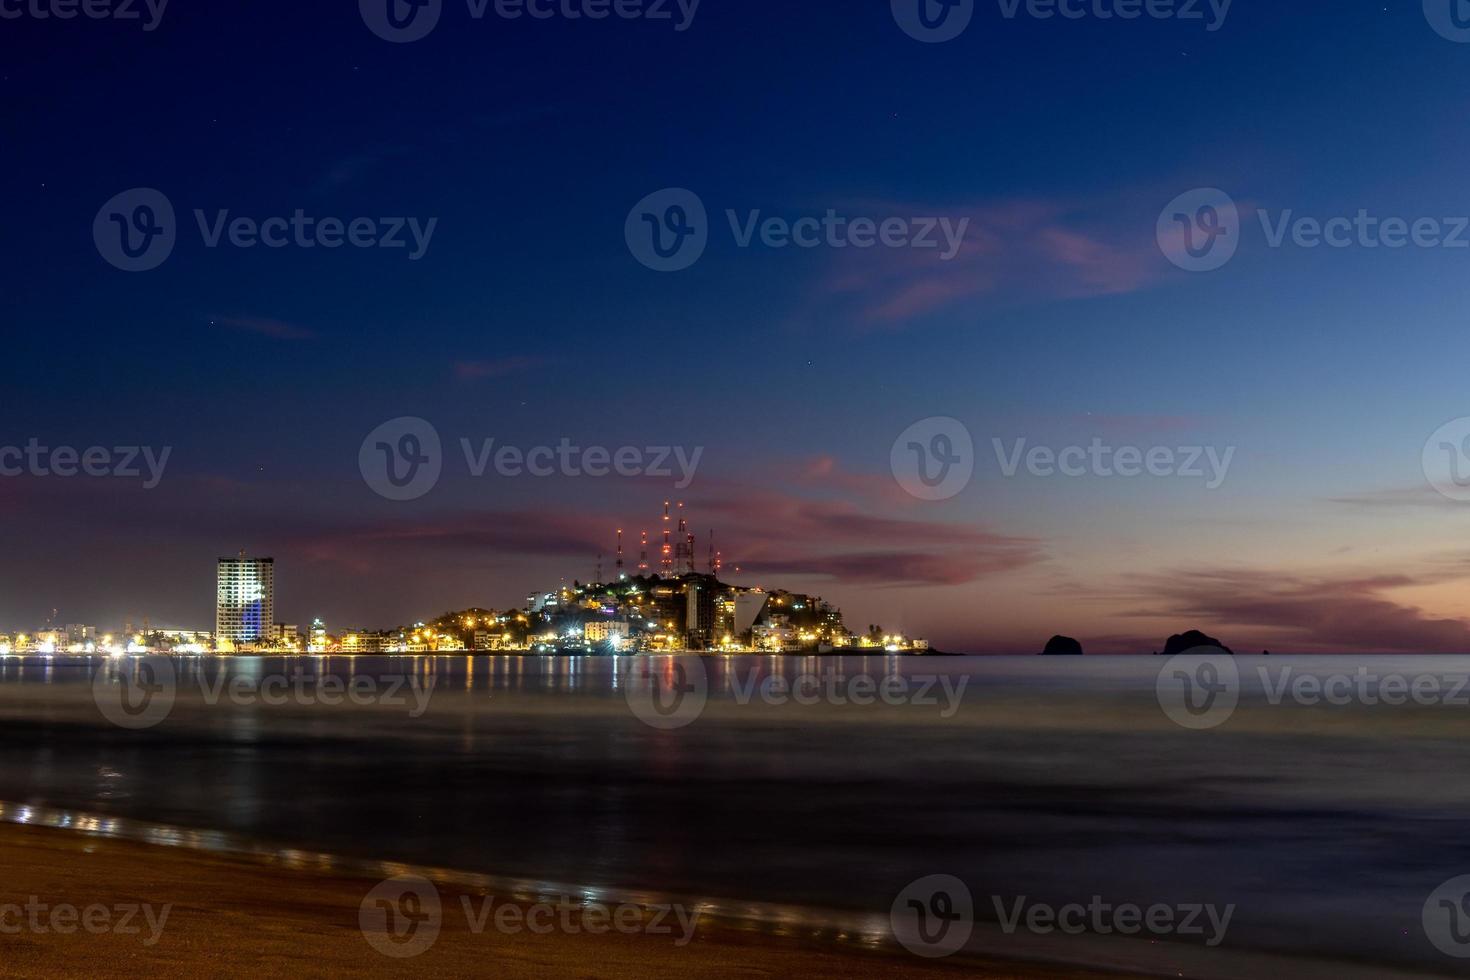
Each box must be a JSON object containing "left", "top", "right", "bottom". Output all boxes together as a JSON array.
[{"left": 0, "top": 823, "right": 1142, "bottom": 979}]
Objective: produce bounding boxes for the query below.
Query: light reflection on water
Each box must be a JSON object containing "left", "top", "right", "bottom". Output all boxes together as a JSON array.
[
  {"left": 0, "top": 798, "right": 891, "bottom": 946},
  {"left": 0, "top": 655, "right": 1469, "bottom": 977}
]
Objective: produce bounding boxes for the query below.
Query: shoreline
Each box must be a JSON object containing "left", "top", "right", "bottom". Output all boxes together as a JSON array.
[{"left": 0, "top": 820, "right": 1144, "bottom": 979}]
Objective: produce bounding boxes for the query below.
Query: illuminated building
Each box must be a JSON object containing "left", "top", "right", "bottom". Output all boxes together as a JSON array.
[
  {"left": 733, "top": 590, "right": 768, "bottom": 637},
  {"left": 216, "top": 553, "right": 275, "bottom": 647},
  {"left": 472, "top": 629, "right": 514, "bottom": 651},
  {"left": 341, "top": 630, "right": 390, "bottom": 653},
  {"left": 308, "top": 618, "right": 328, "bottom": 652},
  {"left": 684, "top": 577, "right": 714, "bottom": 650},
  {"left": 752, "top": 623, "right": 795, "bottom": 651},
  {"left": 584, "top": 620, "right": 630, "bottom": 644}
]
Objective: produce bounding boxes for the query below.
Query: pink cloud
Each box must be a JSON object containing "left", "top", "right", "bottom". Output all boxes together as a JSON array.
[
  {"left": 814, "top": 198, "right": 1166, "bottom": 328},
  {"left": 287, "top": 486, "right": 1040, "bottom": 590},
  {"left": 1118, "top": 566, "right": 1470, "bottom": 654},
  {"left": 453, "top": 356, "right": 546, "bottom": 380}
]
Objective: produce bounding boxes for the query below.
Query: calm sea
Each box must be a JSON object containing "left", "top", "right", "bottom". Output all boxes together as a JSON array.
[{"left": 0, "top": 653, "right": 1467, "bottom": 978}]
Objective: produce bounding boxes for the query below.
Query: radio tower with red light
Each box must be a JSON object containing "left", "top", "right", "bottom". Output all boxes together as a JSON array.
[
  {"left": 660, "top": 501, "right": 673, "bottom": 578},
  {"left": 675, "top": 502, "right": 691, "bottom": 575}
]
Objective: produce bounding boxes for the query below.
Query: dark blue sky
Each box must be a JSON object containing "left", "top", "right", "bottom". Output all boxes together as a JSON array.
[{"left": 6, "top": 2, "right": 1470, "bottom": 652}]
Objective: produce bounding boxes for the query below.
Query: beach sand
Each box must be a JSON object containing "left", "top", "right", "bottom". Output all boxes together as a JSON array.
[{"left": 0, "top": 823, "right": 1147, "bottom": 979}]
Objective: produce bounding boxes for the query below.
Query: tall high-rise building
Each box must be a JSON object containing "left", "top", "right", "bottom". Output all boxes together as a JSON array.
[{"left": 216, "top": 553, "right": 275, "bottom": 647}]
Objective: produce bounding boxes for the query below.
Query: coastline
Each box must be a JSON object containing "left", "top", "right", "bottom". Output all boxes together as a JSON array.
[{"left": 0, "top": 821, "right": 1141, "bottom": 979}]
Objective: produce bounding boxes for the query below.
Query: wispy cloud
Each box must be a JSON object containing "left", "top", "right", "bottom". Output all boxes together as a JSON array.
[
  {"left": 1327, "top": 485, "right": 1462, "bottom": 510},
  {"left": 212, "top": 316, "right": 317, "bottom": 341},
  {"left": 1119, "top": 565, "right": 1470, "bottom": 653},
  {"left": 814, "top": 199, "right": 1164, "bottom": 328},
  {"left": 312, "top": 146, "right": 413, "bottom": 193},
  {"left": 453, "top": 356, "right": 546, "bottom": 381},
  {"left": 692, "top": 489, "right": 1041, "bottom": 587},
  {"left": 290, "top": 486, "right": 1041, "bottom": 589}
]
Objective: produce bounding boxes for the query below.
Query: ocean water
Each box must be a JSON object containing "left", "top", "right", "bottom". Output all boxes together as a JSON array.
[{"left": 0, "top": 653, "right": 1468, "bottom": 977}]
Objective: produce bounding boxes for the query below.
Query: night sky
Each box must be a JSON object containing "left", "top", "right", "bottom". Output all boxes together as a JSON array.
[{"left": 6, "top": 1, "right": 1470, "bottom": 652}]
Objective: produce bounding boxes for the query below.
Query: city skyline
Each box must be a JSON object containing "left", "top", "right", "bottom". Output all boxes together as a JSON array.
[{"left": 0, "top": 526, "right": 927, "bottom": 655}]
